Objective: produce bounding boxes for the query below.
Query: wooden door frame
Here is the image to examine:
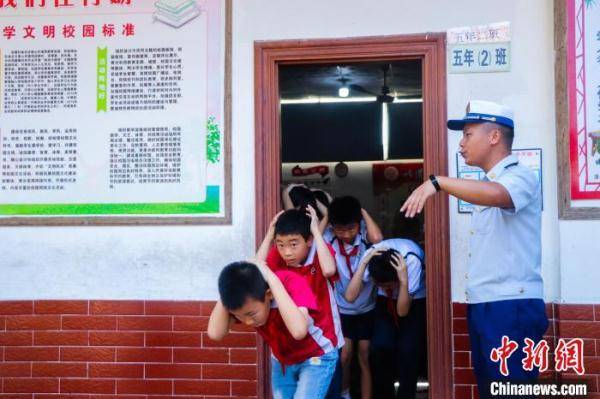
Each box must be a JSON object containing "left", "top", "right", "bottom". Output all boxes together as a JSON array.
[{"left": 254, "top": 33, "right": 452, "bottom": 399}]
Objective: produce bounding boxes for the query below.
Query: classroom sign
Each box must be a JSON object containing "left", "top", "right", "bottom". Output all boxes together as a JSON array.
[{"left": 447, "top": 21, "right": 511, "bottom": 74}]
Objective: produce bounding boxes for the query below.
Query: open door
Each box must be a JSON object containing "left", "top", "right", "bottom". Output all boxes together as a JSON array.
[{"left": 254, "top": 34, "right": 451, "bottom": 399}]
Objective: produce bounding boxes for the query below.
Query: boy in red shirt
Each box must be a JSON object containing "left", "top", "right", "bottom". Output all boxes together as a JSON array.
[
  {"left": 257, "top": 207, "right": 344, "bottom": 391},
  {"left": 208, "top": 260, "right": 338, "bottom": 399}
]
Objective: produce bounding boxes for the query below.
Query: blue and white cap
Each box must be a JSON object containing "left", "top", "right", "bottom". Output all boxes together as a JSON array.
[{"left": 447, "top": 100, "right": 514, "bottom": 130}]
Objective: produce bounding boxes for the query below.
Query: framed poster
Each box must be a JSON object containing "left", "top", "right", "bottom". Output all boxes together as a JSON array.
[
  {"left": 0, "top": 0, "right": 231, "bottom": 225},
  {"left": 555, "top": 0, "right": 600, "bottom": 218}
]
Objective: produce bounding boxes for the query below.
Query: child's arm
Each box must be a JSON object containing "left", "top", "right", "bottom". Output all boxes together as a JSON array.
[
  {"left": 316, "top": 199, "right": 329, "bottom": 234},
  {"left": 282, "top": 183, "right": 303, "bottom": 210},
  {"left": 361, "top": 208, "right": 383, "bottom": 244},
  {"left": 207, "top": 301, "right": 235, "bottom": 341},
  {"left": 256, "top": 262, "right": 309, "bottom": 340},
  {"left": 255, "top": 211, "right": 284, "bottom": 262},
  {"left": 390, "top": 253, "right": 411, "bottom": 316},
  {"left": 307, "top": 205, "right": 336, "bottom": 278},
  {"left": 344, "top": 247, "right": 386, "bottom": 302}
]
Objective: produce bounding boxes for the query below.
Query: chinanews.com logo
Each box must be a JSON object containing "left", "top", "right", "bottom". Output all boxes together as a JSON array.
[{"left": 487, "top": 336, "right": 589, "bottom": 397}]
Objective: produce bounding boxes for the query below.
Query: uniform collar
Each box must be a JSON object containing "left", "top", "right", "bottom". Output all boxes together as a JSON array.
[
  {"left": 301, "top": 242, "right": 317, "bottom": 266},
  {"left": 485, "top": 154, "right": 519, "bottom": 181},
  {"left": 341, "top": 232, "right": 361, "bottom": 249}
]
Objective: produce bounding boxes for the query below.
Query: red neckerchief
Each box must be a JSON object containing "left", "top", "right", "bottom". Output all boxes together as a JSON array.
[
  {"left": 385, "top": 288, "right": 400, "bottom": 327},
  {"left": 337, "top": 239, "right": 359, "bottom": 278}
]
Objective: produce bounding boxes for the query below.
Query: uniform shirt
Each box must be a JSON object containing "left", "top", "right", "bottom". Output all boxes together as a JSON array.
[
  {"left": 266, "top": 243, "right": 344, "bottom": 354},
  {"left": 466, "top": 154, "right": 543, "bottom": 304},
  {"left": 257, "top": 270, "right": 330, "bottom": 366},
  {"left": 361, "top": 238, "right": 426, "bottom": 299},
  {"left": 323, "top": 221, "right": 377, "bottom": 315}
]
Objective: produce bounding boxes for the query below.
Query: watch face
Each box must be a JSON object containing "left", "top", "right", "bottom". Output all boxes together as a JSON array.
[{"left": 334, "top": 162, "right": 348, "bottom": 178}]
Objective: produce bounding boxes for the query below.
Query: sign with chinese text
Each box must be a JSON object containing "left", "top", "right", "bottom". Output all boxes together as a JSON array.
[
  {"left": 447, "top": 21, "right": 511, "bottom": 74},
  {"left": 0, "top": 0, "right": 231, "bottom": 224},
  {"left": 567, "top": 0, "right": 600, "bottom": 199},
  {"left": 456, "top": 148, "right": 542, "bottom": 213}
]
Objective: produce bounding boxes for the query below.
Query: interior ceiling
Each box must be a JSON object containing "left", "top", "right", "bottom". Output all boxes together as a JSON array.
[{"left": 279, "top": 60, "right": 422, "bottom": 100}]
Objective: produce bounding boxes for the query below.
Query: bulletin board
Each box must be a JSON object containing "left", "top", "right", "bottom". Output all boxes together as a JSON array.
[
  {"left": 0, "top": 0, "right": 231, "bottom": 225},
  {"left": 556, "top": 0, "right": 600, "bottom": 218}
]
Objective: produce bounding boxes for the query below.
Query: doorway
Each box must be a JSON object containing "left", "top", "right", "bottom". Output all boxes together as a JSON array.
[{"left": 254, "top": 34, "right": 451, "bottom": 399}]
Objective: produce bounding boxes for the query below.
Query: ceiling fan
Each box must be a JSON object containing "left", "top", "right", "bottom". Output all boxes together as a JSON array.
[{"left": 348, "top": 64, "right": 396, "bottom": 103}]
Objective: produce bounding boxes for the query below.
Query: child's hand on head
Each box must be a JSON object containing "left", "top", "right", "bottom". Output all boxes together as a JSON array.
[
  {"left": 390, "top": 253, "right": 408, "bottom": 286},
  {"left": 366, "top": 246, "right": 388, "bottom": 260},
  {"left": 359, "top": 246, "right": 387, "bottom": 269},
  {"left": 267, "top": 210, "right": 284, "bottom": 239},
  {"left": 305, "top": 205, "right": 320, "bottom": 233}
]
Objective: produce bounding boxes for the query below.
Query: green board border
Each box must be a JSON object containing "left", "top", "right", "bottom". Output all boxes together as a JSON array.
[{"left": 0, "top": 186, "right": 220, "bottom": 216}]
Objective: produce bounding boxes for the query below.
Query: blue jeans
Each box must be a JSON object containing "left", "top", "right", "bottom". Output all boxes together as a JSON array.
[
  {"left": 271, "top": 350, "right": 339, "bottom": 399},
  {"left": 324, "top": 352, "right": 342, "bottom": 399}
]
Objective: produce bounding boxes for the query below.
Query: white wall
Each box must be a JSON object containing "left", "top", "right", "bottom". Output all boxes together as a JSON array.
[
  {"left": 3, "top": 0, "right": 595, "bottom": 303},
  {"left": 558, "top": 221, "right": 600, "bottom": 303}
]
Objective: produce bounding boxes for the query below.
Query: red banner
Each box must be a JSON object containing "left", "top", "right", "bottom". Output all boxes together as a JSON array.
[{"left": 291, "top": 165, "right": 329, "bottom": 177}]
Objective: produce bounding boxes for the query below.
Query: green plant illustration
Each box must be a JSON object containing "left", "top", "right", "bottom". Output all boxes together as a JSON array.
[{"left": 206, "top": 116, "right": 221, "bottom": 164}]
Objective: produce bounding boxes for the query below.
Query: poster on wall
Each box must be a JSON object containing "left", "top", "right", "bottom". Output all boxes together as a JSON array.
[
  {"left": 0, "top": 0, "right": 231, "bottom": 225},
  {"left": 456, "top": 149, "right": 543, "bottom": 213},
  {"left": 567, "top": 0, "right": 600, "bottom": 200}
]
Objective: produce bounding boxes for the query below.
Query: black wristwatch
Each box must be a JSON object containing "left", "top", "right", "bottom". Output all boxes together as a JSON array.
[{"left": 429, "top": 174, "right": 441, "bottom": 192}]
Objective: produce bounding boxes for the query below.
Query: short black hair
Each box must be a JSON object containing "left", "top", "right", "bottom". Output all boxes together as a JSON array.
[
  {"left": 289, "top": 186, "right": 317, "bottom": 209},
  {"left": 368, "top": 248, "right": 401, "bottom": 284},
  {"left": 218, "top": 261, "right": 268, "bottom": 310},
  {"left": 499, "top": 124, "right": 514, "bottom": 149},
  {"left": 328, "top": 196, "right": 362, "bottom": 226},
  {"left": 486, "top": 122, "right": 514, "bottom": 149},
  {"left": 394, "top": 214, "right": 423, "bottom": 244},
  {"left": 288, "top": 186, "right": 323, "bottom": 219},
  {"left": 274, "top": 209, "right": 311, "bottom": 240},
  {"left": 312, "top": 189, "right": 331, "bottom": 208}
]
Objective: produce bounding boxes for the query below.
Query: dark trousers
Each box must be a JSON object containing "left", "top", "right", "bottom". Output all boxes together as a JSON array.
[
  {"left": 371, "top": 296, "right": 427, "bottom": 399},
  {"left": 467, "top": 299, "right": 549, "bottom": 399}
]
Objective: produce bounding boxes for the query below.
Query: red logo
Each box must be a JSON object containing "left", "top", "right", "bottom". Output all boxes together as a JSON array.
[
  {"left": 490, "top": 335, "right": 519, "bottom": 376},
  {"left": 555, "top": 338, "right": 585, "bottom": 375},
  {"left": 490, "top": 337, "right": 586, "bottom": 376}
]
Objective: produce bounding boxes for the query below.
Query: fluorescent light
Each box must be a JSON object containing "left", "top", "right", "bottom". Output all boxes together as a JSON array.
[
  {"left": 280, "top": 96, "right": 376, "bottom": 104},
  {"left": 280, "top": 97, "right": 423, "bottom": 105},
  {"left": 338, "top": 86, "right": 350, "bottom": 98},
  {"left": 382, "top": 102, "right": 389, "bottom": 161},
  {"left": 393, "top": 98, "right": 423, "bottom": 103}
]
